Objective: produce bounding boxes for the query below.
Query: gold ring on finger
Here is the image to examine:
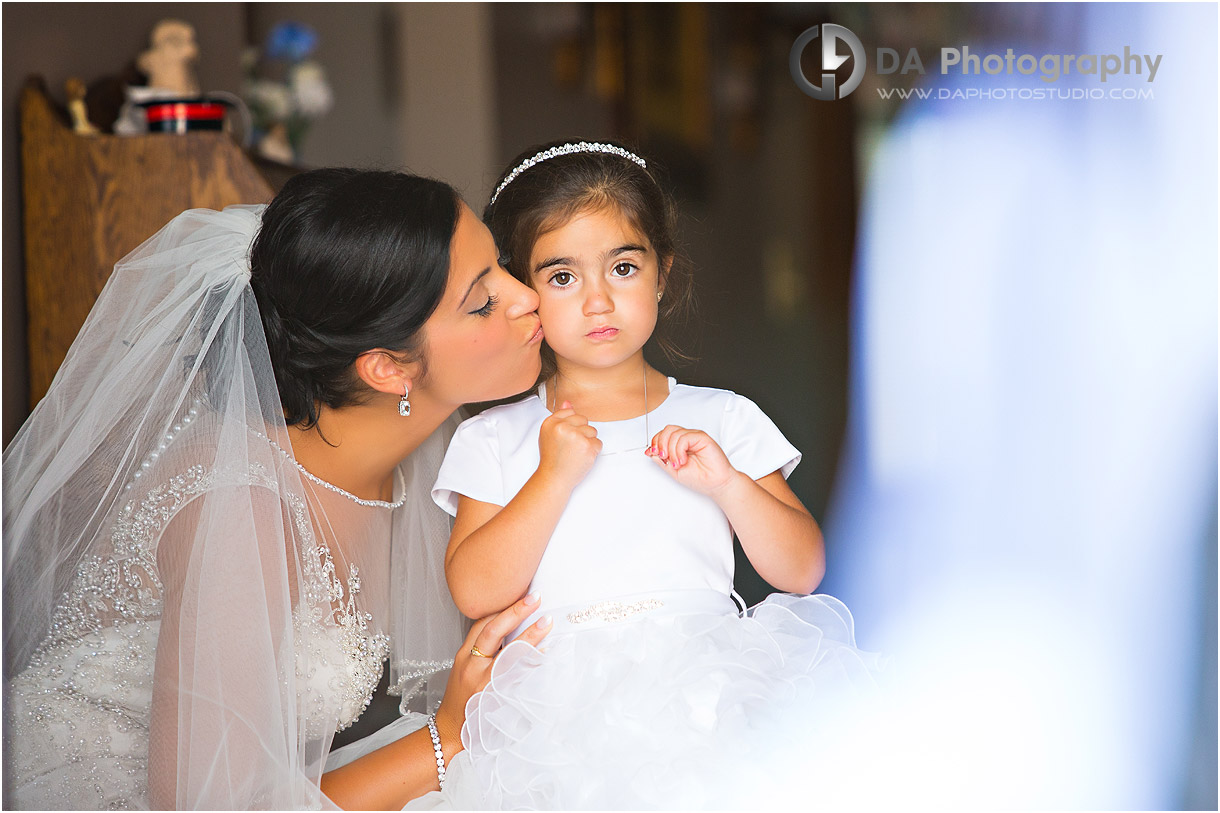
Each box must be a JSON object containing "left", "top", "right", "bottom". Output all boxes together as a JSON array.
[{"left": 470, "top": 644, "right": 495, "bottom": 658}]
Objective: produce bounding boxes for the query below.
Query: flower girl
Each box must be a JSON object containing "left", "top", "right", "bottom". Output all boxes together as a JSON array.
[{"left": 420, "top": 142, "right": 880, "bottom": 809}]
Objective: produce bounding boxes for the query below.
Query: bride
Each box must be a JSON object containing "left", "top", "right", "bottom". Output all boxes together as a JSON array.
[{"left": 3, "top": 168, "right": 551, "bottom": 809}]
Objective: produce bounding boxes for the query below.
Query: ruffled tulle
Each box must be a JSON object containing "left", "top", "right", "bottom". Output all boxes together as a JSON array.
[{"left": 409, "top": 593, "right": 882, "bottom": 810}]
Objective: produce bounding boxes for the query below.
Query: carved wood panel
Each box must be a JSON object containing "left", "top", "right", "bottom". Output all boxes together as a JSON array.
[{"left": 20, "top": 78, "right": 275, "bottom": 407}]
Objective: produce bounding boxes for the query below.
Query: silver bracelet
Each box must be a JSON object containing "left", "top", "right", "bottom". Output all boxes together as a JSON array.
[{"left": 426, "top": 713, "right": 447, "bottom": 789}]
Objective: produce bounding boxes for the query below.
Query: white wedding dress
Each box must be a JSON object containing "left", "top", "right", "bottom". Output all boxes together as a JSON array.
[
  {"left": 6, "top": 455, "right": 393, "bottom": 808},
  {"left": 410, "top": 381, "right": 883, "bottom": 809},
  {"left": 3, "top": 205, "right": 464, "bottom": 810}
]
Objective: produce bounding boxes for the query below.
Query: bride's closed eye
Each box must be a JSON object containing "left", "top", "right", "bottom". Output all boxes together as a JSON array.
[{"left": 469, "top": 293, "right": 499, "bottom": 317}]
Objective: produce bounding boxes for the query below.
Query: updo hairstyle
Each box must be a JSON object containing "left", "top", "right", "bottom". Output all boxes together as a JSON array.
[{"left": 249, "top": 168, "right": 460, "bottom": 428}]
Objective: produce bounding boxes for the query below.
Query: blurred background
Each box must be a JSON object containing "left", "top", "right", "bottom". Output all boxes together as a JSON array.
[
  {"left": 4, "top": 0, "right": 887, "bottom": 605},
  {"left": 3, "top": 2, "right": 1215, "bottom": 809}
]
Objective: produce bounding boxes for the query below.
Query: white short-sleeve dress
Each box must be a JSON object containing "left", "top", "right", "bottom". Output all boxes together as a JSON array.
[{"left": 421, "top": 381, "right": 880, "bottom": 809}]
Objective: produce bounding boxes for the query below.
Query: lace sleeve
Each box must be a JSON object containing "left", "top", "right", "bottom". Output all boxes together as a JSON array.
[
  {"left": 1, "top": 205, "right": 408, "bottom": 810},
  {"left": 148, "top": 477, "right": 332, "bottom": 810}
]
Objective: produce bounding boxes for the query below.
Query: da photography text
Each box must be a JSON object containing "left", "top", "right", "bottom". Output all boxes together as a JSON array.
[
  {"left": 890, "top": 45, "right": 1162, "bottom": 84},
  {"left": 791, "top": 24, "right": 1165, "bottom": 101}
]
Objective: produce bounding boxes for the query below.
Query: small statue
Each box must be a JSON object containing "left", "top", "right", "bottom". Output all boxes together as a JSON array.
[
  {"left": 136, "top": 19, "right": 199, "bottom": 96},
  {"left": 65, "top": 78, "right": 99, "bottom": 135},
  {"left": 115, "top": 19, "right": 201, "bottom": 135}
]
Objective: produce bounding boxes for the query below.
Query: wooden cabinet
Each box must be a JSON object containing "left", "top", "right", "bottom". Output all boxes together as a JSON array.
[{"left": 19, "top": 78, "right": 276, "bottom": 407}]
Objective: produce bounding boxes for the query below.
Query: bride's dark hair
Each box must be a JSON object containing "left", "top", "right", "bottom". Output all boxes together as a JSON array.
[{"left": 250, "top": 168, "right": 460, "bottom": 428}]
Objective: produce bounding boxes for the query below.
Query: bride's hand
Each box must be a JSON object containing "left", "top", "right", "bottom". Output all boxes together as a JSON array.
[{"left": 432, "top": 593, "right": 551, "bottom": 755}]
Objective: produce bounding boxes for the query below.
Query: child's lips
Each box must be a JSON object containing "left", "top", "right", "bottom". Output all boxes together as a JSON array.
[{"left": 586, "top": 326, "right": 619, "bottom": 341}]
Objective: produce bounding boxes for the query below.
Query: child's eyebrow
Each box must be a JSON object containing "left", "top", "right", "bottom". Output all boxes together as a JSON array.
[
  {"left": 533, "top": 256, "right": 574, "bottom": 275},
  {"left": 605, "top": 244, "right": 648, "bottom": 258}
]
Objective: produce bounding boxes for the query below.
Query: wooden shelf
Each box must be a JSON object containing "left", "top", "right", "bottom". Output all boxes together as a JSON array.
[{"left": 20, "top": 77, "right": 276, "bottom": 407}]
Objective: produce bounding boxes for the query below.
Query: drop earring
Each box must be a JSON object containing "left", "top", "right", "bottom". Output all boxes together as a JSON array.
[{"left": 398, "top": 384, "right": 411, "bottom": 417}]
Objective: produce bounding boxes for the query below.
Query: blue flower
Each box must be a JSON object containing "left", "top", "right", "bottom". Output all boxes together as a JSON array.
[{"left": 266, "top": 21, "right": 318, "bottom": 62}]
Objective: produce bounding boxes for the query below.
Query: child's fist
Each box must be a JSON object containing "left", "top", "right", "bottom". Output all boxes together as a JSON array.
[{"left": 538, "top": 401, "right": 601, "bottom": 486}]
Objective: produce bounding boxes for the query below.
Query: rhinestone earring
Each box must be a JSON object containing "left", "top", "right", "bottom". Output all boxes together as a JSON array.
[
  {"left": 398, "top": 384, "right": 411, "bottom": 417},
  {"left": 656, "top": 290, "right": 663, "bottom": 302}
]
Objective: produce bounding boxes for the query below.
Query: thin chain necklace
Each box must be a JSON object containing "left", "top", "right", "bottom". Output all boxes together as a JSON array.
[
  {"left": 546, "top": 361, "right": 651, "bottom": 454},
  {"left": 256, "top": 431, "right": 407, "bottom": 509}
]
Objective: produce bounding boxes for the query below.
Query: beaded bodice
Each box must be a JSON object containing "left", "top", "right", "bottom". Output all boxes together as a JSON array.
[
  {"left": 6, "top": 458, "right": 390, "bottom": 808},
  {"left": 295, "top": 526, "right": 391, "bottom": 736}
]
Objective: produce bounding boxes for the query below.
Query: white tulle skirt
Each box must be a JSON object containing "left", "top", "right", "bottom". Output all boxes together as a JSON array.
[{"left": 407, "top": 591, "right": 882, "bottom": 810}]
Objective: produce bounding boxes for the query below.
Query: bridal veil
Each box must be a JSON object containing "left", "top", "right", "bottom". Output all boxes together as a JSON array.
[{"left": 3, "top": 205, "right": 463, "bottom": 808}]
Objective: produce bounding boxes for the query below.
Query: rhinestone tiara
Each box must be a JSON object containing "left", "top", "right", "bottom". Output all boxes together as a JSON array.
[{"left": 488, "top": 141, "right": 647, "bottom": 206}]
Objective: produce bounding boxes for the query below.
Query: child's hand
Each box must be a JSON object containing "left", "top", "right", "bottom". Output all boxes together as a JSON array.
[
  {"left": 646, "top": 425, "right": 738, "bottom": 497},
  {"left": 538, "top": 401, "right": 601, "bottom": 487}
]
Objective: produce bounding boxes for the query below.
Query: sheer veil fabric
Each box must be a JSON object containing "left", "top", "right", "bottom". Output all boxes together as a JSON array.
[{"left": 3, "top": 205, "right": 464, "bottom": 808}]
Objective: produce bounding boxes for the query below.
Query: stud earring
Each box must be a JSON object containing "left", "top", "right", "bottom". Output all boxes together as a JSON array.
[
  {"left": 398, "top": 384, "right": 411, "bottom": 417},
  {"left": 656, "top": 291, "right": 663, "bottom": 302}
]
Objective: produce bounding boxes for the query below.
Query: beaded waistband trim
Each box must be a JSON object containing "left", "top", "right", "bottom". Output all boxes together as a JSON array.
[
  {"left": 512, "top": 589, "right": 738, "bottom": 638},
  {"left": 566, "top": 598, "right": 664, "bottom": 625}
]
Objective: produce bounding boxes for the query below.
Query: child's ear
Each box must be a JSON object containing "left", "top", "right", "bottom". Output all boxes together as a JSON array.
[
  {"left": 658, "top": 255, "right": 674, "bottom": 295},
  {"left": 353, "top": 350, "right": 418, "bottom": 399}
]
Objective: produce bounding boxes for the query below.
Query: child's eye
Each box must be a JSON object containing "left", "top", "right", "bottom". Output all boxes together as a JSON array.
[
  {"left": 469, "top": 293, "right": 499, "bottom": 317},
  {"left": 611, "top": 262, "right": 638, "bottom": 278},
  {"left": 548, "top": 271, "right": 574, "bottom": 287}
]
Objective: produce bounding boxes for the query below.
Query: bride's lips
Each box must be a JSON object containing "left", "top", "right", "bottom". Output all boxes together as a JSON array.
[
  {"left": 528, "top": 322, "right": 545, "bottom": 344},
  {"left": 585, "top": 326, "right": 619, "bottom": 341}
]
